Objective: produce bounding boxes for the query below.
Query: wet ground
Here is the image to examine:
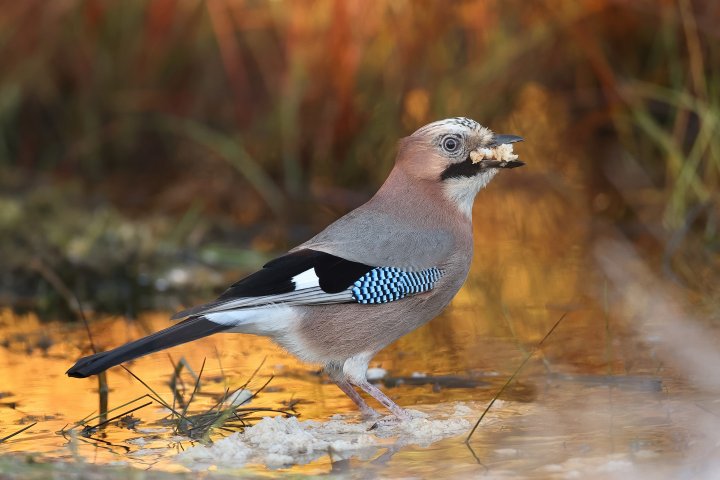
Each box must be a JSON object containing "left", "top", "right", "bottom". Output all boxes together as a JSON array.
[{"left": 2, "top": 144, "right": 720, "bottom": 478}]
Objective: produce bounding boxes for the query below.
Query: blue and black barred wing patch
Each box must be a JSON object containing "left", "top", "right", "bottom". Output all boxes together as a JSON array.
[
  {"left": 352, "top": 267, "right": 443, "bottom": 304},
  {"left": 171, "top": 249, "right": 443, "bottom": 320}
]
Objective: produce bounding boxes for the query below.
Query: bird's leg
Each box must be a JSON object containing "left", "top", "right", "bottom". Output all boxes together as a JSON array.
[
  {"left": 326, "top": 362, "right": 379, "bottom": 418},
  {"left": 353, "top": 380, "right": 411, "bottom": 421},
  {"left": 334, "top": 378, "right": 379, "bottom": 418}
]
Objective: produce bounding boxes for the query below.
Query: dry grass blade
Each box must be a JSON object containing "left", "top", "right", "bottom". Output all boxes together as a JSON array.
[
  {"left": 74, "top": 433, "right": 131, "bottom": 454},
  {"left": 121, "top": 366, "right": 196, "bottom": 426},
  {"left": 119, "top": 358, "right": 291, "bottom": 440},
  {"left": 178, "top": 370, "right": 294, "bottom": 441},
  {"left": 63, "top": 394, "right": 152, "bottom": 433},
  {"left": 0, "top": 422, "right": 37, "bottom": 443},
  {"left": 247, "top": 374, "right": 274, "bottom": 403},
  {"left": 465, "top": 312, "right": 568, "bottom": 444},
  {"left": 81, "top": 401, "right": 152, "bottom": 436},
  {"left": 168, "top": 356, "right": 199, "bottom": 411},
  {"left": 239, "top": 355, "right": 266, "bottom": 391},
  {"left": 180, "top": 358, "right": 206, "bottom": 419},
  {"left": 184, "top": 400, "right": 296, "bottom": 442},
  {"left": 169, "top": 356, "right": 187, "bottom": 410}
]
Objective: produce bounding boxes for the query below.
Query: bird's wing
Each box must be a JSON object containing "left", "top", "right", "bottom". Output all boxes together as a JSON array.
[{"left": 172, "top": 249, "right": 444, "bottom": 320}]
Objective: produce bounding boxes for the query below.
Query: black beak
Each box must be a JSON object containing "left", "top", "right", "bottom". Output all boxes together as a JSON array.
[
  {"left": 493, "top": 159, "right": 525, "bottom": 168},
  {"left": 482, "top": 134, "right": 525, "bottom": 168},
  {"left": 487, "top": 134, "right": 524, "bottom": 147},
  {"left": 480, "top": 159, "right": 525, "bottom": 169}
]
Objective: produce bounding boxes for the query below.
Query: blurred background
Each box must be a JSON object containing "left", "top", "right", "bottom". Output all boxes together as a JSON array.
[{"left": 1, "top": 0, "right": 716, "bottom": 319}]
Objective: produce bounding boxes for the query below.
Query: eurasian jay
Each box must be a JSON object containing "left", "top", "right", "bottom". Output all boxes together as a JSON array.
[{"left": 67, "top": 117, "right": 524, "bottom": 420}]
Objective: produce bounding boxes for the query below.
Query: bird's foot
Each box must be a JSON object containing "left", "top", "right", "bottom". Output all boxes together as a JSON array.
[{"left": 367, "top": 410, "right": 413, "bottom": 430}]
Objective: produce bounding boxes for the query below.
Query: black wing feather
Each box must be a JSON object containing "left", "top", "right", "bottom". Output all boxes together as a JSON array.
[
  {"left": 315, "top": 256, "right": 375, "bottom": 293},
  {"left": 171, "top": 249, "right": 374, "bottom": 319},
  {"left": 217, "top": 249, "right": 323, "bottom": 300},
  {"left": 217, "top": 249, "right": 372, "bottom": 299}
]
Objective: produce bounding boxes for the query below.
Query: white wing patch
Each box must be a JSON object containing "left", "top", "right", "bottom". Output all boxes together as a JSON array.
[{"left": 291, "top": 268, "right": 320, "bottom": 289}]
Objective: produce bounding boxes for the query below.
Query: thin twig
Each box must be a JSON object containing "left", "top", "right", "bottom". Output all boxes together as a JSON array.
[
  {"left": 247, "top": 374, "right": 274, "bottom": 403},
  {"left": 64, "top": 394, "right": 152, "bottom": 433},
  {"left": 121, "top": 366, "right": 196, "bottom": 425},
  {"left": 181, "top": 358, "right": 206, "bottom": 419},
  {"left": 214, "top": 346, "right": 228, "bottom": 393},
  {"left": 239, "top": 356, "right": 267, "bottom": 391},
  {"left": 83, "top": 401, "right": 152, "bottom": 433},
  {"left": 465, "top": 312, "right": 568, "bottom": 443},
  {"left": 0, "top": 422, "right": 37, "bottom": 443},
  {"left": 168, "top": 354, "right": 186, "bottom": 411},
  {"left": 121, "top": 367, "right": 169, "bottom": 407},
  {"left": 75, "top": 434, "right": 131, "bottom": 454}
]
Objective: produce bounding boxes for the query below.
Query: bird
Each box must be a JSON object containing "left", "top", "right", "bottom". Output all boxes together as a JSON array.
[{"left": 66, "top": 117, "right": 524, "bottom": 420}]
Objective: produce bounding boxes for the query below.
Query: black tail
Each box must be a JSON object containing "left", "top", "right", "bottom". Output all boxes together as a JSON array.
[{"left": 66, "top": 317, "right": 228, "bottom": 378}]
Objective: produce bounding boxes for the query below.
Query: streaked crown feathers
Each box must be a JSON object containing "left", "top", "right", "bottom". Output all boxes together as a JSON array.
[{"left": 412, "top": 117, "right": 493, "bottom": 145}]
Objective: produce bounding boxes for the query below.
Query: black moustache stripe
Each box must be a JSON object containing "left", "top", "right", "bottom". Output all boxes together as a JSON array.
[{"left": 440, "top": 158, "right": 484, "bottom": 180}]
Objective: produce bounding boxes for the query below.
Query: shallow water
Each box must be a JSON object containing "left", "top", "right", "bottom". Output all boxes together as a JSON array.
[
  {"left": 1, "top": 298, "right": 718, "bottom": 479},
  {"left": 2, "top": 141, "right": 720, "bottom": 478}
]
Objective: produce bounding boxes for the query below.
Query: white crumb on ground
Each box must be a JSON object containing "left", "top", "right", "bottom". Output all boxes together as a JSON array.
[
  {"left": 366, "top": 367, "right": 387, "bottom": 380},
  {"left": 177, "top": 402, "right": 476, "bottom": 469},
  {"left": 411, "top": 371, "right": 427, "bottom": 377}
]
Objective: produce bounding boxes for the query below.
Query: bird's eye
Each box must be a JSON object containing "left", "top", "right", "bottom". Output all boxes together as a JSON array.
[{"left": 441, "top": 136, "right": 460, "bottom": 153}]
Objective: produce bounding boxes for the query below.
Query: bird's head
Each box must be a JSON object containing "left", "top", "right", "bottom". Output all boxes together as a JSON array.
[{"left": 396, "top": 117, "right": 524, "bottom": 217}]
